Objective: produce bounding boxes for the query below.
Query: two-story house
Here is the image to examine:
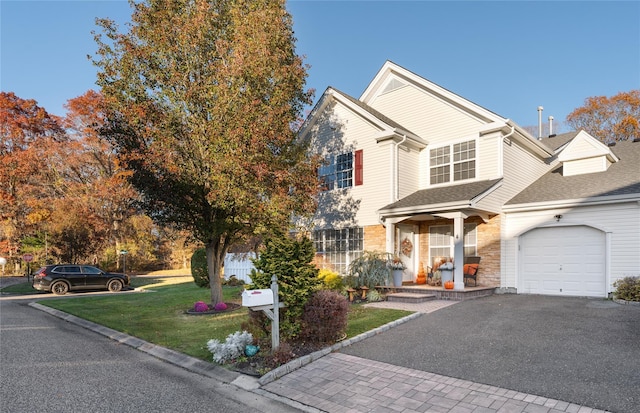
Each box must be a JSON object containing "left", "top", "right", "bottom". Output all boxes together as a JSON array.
[{"left": 299, "top": 61, "right": 640, "bottom": 297}]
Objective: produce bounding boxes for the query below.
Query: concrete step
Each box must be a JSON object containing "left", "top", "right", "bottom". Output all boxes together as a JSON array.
[{"left": 386, "top": 292, "right": 437, "bottom": 304}]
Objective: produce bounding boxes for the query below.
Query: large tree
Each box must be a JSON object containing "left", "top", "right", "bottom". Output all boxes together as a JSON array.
[
  {"left": 93, "top": 0, "right": 318, "bottom": 304},
  {"left": 0, "top": 92, "right": 65, "bottom": 263},
  {"left": 566, "top": 90, "right": 640, "bottom": 143}
]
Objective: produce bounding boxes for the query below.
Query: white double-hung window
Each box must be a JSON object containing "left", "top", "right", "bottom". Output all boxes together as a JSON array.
[
  {"left": 319, "top": 150, "right": 363, "bottom": 190},
  {"left": 429, "top": 139, "right": 476, "bottom": 185}
]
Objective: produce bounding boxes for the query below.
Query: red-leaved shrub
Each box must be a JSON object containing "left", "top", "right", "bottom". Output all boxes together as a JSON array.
[{"left": 300, "top": 290, "right": 349, "bottom": 344}]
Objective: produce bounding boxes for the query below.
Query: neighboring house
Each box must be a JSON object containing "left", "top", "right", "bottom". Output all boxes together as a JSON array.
[{"left": 298, "top": 60, "right": 640, "bottom": 297}]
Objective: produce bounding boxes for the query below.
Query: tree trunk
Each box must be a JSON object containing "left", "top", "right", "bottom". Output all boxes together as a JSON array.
[{"left": 206, "top": 242, "right": 224, "bottom": 305}]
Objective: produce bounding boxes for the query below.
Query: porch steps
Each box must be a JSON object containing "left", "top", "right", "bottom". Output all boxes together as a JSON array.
[{"left": 386, "top": 292, "right": 437, "bottom": 304}]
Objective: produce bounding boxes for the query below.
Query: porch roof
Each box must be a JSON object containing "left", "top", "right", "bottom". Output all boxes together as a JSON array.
[{"left": 378, "top": 179, "right": 502, "bottom": 218}]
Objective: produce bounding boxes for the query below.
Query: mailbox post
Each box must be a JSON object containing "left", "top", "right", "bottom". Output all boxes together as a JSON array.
[{"left": 241, "top": 275, "right": 284, "bottom": 351}]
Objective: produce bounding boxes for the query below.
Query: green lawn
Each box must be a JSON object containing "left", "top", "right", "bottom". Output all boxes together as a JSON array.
[{"left": 4, "top": 277, "right": 412, "bottom": 362}]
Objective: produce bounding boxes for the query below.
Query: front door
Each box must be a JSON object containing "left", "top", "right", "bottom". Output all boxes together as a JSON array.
[{"left": 398, "top": 225, "right": 416, "bottom": 283}]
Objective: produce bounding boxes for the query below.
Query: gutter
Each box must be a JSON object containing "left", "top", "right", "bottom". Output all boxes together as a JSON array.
[{"left": 503, "top": 193, "right": 640, "bottom": 213}]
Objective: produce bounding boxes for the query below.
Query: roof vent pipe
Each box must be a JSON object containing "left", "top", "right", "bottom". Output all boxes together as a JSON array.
[
  {"left": 537, "top": 106, "right": 544, "bottom": 139},
  {"left": 548, "top": 115, "right": 555, "bottom": 137}
]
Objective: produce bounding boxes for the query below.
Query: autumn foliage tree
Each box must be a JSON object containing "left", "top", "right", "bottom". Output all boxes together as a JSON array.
[
  {"left": 93, "top": 0, "right": 318, "bottom": 304},
  {"left": 0, "top": 92, "right": 65, "bottom": 264},
  {"left": 567, "top": 90, "right": 640, "bottom": 143}
]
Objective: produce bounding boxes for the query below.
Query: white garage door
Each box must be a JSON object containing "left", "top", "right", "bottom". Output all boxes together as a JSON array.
[{"left": 520, "top": 226, "right": 606, "bottom": 297}]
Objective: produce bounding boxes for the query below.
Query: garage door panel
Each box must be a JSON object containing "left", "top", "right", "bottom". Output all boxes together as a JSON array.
[{"left": 520, "top": 226, "right": 605, "bottom": 297}]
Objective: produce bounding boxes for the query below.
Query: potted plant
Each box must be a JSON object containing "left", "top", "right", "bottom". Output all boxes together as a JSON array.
[
  {"left": 439, "top": 259, "right": 454, "bottom": 285},
  {"left": 388, "top": 256, "right": 406, "bottom": 287}
]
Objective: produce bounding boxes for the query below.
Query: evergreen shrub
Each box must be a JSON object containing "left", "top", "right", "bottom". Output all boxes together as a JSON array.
[
  {"left": 249, "top": 231, "right": 321, "bottom": 341},
  {"left": 191, "top": 248, "right": 209, "bottom": 288}
]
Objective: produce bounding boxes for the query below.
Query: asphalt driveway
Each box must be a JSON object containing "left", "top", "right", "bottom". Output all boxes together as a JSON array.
[{"left": 341, "top": 294, "right": 640, "bottom": 413}]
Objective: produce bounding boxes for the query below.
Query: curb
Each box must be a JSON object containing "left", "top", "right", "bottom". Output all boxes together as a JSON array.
[{"left": 28, "top": 302, "right": 240, "bottom": 384}]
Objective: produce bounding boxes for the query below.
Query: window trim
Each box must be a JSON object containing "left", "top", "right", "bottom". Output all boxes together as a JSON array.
[
  {"left": 319, "top": 150, "right": 362, "bottom": 191},
  {"left": 429, "top": 139, "right": 476, "bottom": 185}
]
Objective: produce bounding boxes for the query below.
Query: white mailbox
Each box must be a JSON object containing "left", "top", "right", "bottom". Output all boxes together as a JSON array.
[{"left": 242, "top": 289, "right": 274, "bottom": 307}]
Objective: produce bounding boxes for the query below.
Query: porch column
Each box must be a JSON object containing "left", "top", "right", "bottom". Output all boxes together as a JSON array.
[
  {"left": 452, "top": 215, "right": 465, "bottom": 291},
  {"left": 386, "top": 221, "right": 395, "bottom": 255},
  {"left": 435, "top": 211, "right": 467, "bottom": 290}
]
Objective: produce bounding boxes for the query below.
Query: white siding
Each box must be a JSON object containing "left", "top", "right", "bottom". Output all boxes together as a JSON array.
[
  {"left": 503, "top": 202, "right": 640, "bottom": 294},
  {"left": 563, "top": 156, "right": 608, "bottom": 176},
  {"left": 477, "top": 132, "right": 501, "bottom": 180},
  {"left": 370, "top": 85, "right": 485, "bottom": 145},
  {"left": 478, "top": 138, "right": 551, "bottom": 213},
  {"left": 398, "top": 145, "right": 421, "bottom": 199},
  {"left": 311, "top": 101, "right": 392, "bottom": 228}
]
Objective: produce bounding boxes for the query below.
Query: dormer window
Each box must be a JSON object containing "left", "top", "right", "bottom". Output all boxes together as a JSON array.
[{"left": 430, "top": 140, "right": 476, "bottom": 184}]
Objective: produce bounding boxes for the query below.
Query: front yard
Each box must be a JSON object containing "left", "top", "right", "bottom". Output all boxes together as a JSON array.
[{"left": 4, "top": 276, "right": 412, "bottom": 362}]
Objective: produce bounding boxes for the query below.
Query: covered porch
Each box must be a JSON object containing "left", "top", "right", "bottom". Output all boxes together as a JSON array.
[{"left": 378, "top": 179, "right": 503, "bottom": 292}]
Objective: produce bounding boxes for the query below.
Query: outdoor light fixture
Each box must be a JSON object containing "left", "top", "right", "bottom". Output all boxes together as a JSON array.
[{"left": 554, "top": 214, "right": 563, "bottom": 222}]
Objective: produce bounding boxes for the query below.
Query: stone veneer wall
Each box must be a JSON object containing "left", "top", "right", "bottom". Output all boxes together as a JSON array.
[{"left": 364, "top": 224, "right": 387, "bottom": 253}]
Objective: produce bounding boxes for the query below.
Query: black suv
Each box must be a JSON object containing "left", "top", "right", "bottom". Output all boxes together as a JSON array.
[{"left": 32, "top": 265, "right": 130, "bottom": 295}]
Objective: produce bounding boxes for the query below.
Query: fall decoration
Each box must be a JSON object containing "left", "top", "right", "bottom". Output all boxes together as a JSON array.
[{"left": 416, "top": 262, "right": 427, "bottom": 285}]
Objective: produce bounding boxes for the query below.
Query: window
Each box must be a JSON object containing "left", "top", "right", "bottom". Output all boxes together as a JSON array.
[
  {"left": 314, "top": 227, "right": 364, "bottom": 274},
  {"left": 319, "top": 150, "right": 363, "bottom": 190},
  {"left": 428, "top": 223, "right": 478, "bottom": 265},
  {"left": 464, "top": 223, "right": 477, "bottom": 256},
  {"left": 429, "top": 225, "right": 452, "bottom": 264},
  {"left": 430, "top": 140, "right": 476, "bottom": 184}
]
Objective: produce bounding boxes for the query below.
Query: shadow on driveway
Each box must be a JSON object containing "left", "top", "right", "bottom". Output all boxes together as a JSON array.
[{"left": 341, "top": 294, "right": 640, "bottom": 413}]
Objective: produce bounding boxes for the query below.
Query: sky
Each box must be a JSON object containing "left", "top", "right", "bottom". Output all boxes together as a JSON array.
[{"left": 2, "top": 0, "right": 639, "bottom": 132}]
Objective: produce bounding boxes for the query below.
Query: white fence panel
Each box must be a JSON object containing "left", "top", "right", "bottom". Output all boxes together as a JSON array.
[{"left": 223, "top": 253, "right": 256, "bottom": 284}]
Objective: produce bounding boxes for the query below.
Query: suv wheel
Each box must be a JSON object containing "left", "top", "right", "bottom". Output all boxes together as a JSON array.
[
  {"left": 51, "top": 281, "right": 69, "bottom": 295},
  {"left": 107, "top": 279, "right": 123, "bottom": 292}
]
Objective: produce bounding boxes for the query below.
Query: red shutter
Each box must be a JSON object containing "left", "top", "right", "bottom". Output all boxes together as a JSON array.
[{"left": 355, "top": 149, "right": 363, "bottom": 186}]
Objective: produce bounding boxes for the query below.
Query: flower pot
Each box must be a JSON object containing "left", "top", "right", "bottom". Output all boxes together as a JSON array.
[
  {"left": 440, "top": 269, "right": 453, "bottom": 284},
  {"left": 392, "top": 269, "right": 404, "bottom": 287}
]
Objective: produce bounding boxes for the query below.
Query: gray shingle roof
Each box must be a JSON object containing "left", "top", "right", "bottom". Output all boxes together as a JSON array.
[
  {"left": 507, "top": 139, "right": 640, "bottom": 205},
  {"left": 539, "top": 131, "right": 580, "bottom": 152},
  {"left": 380, "top": 179, "right": 502, "bottom": 212}
]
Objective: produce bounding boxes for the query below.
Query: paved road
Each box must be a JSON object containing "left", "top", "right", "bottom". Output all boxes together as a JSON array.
[
  {"left": 0, "top": 298, "right": 300, "bottom": 413},
  {"left": 341, "top": 294, "right": 640, "bottom": 413}
]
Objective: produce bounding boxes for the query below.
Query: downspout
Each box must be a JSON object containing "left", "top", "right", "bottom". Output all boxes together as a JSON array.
[{"left": 393, "top": 134, "right": 407, "bottom": 201}]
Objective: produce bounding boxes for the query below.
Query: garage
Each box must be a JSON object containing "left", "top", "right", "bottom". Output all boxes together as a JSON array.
[{"left": 519, "top": 225, "right": 606, "bottom": 297}]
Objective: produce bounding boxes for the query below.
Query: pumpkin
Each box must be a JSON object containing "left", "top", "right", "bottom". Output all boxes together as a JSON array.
[{"left": 444, "top": 280, "right": 454, "bottom": 290}]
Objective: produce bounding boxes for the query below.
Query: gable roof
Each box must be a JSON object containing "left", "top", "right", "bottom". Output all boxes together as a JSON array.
[
  {"left": 505, "top": 139, "right": 640, "bottom": 209},
  {"left": 556, "top": 130, "right": 619, "bottom": 163},
  {"left": 297, "top": 86, "right": 425, "bottom": 147},
  {"left": 539, "top": 131, "right": 580, "bottom": 152},
  {"left": 378, "top": 179, "right": 503, "bottom": 217},
  {"left": 361, "top": 61, "right": 505, "bottom": 124}
]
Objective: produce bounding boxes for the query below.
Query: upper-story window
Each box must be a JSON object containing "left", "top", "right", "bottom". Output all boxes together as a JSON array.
[
  {"left": 319, "top": 150, "right": 363, "bottom": 190},
  {"left": 430, "top": 140, "right": 476, "bottom": 185}
]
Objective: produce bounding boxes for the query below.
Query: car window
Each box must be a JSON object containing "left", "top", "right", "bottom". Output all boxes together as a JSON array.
[
  {"left": 55, "top": 266, "right": 81, "bottom": 273},
  {"left": 81, "top": 266, "right": 103, "bottom": 275}
]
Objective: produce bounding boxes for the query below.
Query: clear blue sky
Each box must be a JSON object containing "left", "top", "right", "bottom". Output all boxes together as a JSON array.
[{"left": 2, "top": 1, "right": 639, "bottom": 131}]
